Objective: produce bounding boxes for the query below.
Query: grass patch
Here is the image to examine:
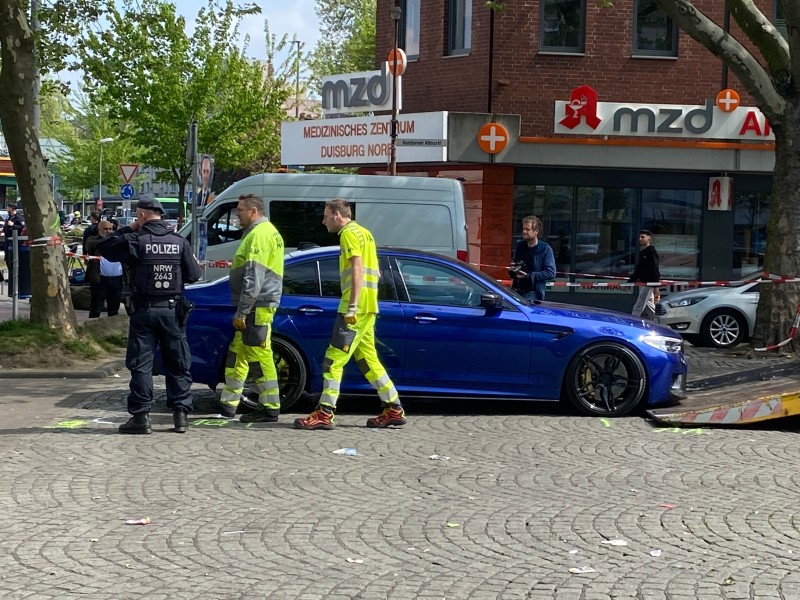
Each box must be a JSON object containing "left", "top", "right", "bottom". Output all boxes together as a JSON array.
[
  {"left": 0, "top": 318, "right": 125, "bottom": 359},
  {"left": 0, "top": 319, "right": 62, "bottom": 354}
]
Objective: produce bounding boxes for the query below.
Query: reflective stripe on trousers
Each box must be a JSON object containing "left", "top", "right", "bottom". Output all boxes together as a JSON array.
[
  {"left": 220, "top": 308, "right": 279, "bottom": 411},
  {"left": 319, "top": 313, "right": 399, "bottom": 410}
]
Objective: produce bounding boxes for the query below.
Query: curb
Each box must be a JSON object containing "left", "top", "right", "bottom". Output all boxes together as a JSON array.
[
  {"left": 687, "top": 360, "right": 800, "bottom": 391},
  {"left": 0, "top": 359, "right": 126, "bottom": 380}
]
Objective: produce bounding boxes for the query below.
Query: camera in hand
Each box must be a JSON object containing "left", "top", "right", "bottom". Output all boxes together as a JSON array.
[{"left": 508, "top": 260, "right": 525, "bottom": 278}]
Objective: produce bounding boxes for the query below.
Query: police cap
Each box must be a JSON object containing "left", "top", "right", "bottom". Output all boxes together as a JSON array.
[{"left": 136, "top": 198, "right": 165, "bottom": 214}]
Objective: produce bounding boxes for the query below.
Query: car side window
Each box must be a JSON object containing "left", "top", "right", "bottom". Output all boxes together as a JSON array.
[
  {"left": 319, "top": 257, "right": 397, "bottom": 301},
  {"left": 283, "top": 261, "right": 320, "bottom": 296},
  {"left": 319, "top": 259, "right": 341, "bottom": 298},
  {"left": 395, "top": 258, "right": 487, "bottom": 307}
]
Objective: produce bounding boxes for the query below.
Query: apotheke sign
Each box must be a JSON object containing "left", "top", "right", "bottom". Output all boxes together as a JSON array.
[
  {"left": 281, "top": 112, "right": 447, "bottom": 166},
  {"left": 321, "top": 62, "right": 399, "bottom": 116},
  {"left": 554, "top": 84, "right": 774, "bottom": 140}
]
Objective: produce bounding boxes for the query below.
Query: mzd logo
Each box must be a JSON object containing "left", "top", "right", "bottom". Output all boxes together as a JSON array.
[
  {"left": 321, "top": 64, "right": 393, "bottom": 116},
  {"left": 553, "top": 85, "right": 768, "bottom": 140}
]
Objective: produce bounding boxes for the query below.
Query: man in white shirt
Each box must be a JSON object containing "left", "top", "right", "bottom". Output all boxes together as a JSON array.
[{"left": 85, "top": 220, "right": 124, "bottom": 317}]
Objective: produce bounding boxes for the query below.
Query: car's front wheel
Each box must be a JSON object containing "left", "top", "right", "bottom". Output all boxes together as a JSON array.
[
  {"left": 273, "top": 337, "right": 308, "bottom": 411},
  {"left": 565, "top": 342, "right": 646, "bottom": 417},
  {"left": 700, "top": 309, "right": 747, "bottom": 348}
]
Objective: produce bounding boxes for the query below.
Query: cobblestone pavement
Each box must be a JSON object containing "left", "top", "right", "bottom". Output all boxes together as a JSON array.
[{"left": 2, "top": 375, "right": 800, "bottom": 600}]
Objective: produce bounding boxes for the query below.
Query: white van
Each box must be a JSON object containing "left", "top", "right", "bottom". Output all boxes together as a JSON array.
[{"left": 183, "top": 173, "right": 468, "bottom": 280}]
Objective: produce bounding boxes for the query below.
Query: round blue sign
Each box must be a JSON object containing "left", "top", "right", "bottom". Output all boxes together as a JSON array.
[{"left": 120, "top": 184, "right": 135, "bottom": 199}]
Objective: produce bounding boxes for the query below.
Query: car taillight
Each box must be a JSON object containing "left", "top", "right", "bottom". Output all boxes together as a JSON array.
[{"left": 456, "top": 250, "right": 468, "bottom": 263}]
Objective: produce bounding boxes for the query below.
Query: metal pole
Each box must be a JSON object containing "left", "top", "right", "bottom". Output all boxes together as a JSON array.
[
  {"left": 99, "top": 144, "right": 103, "bottom": 210},
  {"left": 11, "top": 229, "right": 18, "bottom": 320},
  {"left": 189, "top": 120, "right": 200, "bottom": 258},
  {"left": 389, "top": 17, "right": 399, "bottom": 176},
  {"left": 292, "top": 40, "right": 301, "bottom": 118}
]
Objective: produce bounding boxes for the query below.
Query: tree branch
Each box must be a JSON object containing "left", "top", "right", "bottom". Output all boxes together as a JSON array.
[
  {"left": 777, "top": 0, "right": 800, "bottom": 89},
  {"left": 729, "top": 0, "right": 790, "bottom": 77},
  {"left": 655, "top": 0, "right": 786, "bottom": 122}
]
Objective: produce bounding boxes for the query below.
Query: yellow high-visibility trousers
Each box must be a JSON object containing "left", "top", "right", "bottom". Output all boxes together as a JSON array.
[
  {"left": 220, "top": 307, "right": 279, "bottom": 412},
  {"left": 319, "top": 313, "right": 399, "bottom": 410}
]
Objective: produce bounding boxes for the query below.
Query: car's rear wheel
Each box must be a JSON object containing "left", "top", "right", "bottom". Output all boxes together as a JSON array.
[
  {"left": 700, "top": 309, "right": 746, "bottom": 348},
  {"left": 565, "top": 342, "right": 646, "bottom": 417},
  {"left": 219, "top": 337, "right": 309, "bottom": 412},
  {"left": 273, "top": 337, "right": 308, "bottom": 410}
]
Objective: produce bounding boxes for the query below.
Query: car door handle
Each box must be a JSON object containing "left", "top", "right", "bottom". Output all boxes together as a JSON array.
[
  {"left": 298, "top": 306, "right": 324, "bottom": 314},
  {"left": 414, "top": 315, "right": 438, "bottom": 322}
]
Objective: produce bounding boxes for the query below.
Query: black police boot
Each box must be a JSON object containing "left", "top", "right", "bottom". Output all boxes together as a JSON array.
[
  {"left": 119, "top": 413, "right": 152, "bottom": 435},
  {"left": 173, "top": 411, "right": 189, "bottom": 433}
]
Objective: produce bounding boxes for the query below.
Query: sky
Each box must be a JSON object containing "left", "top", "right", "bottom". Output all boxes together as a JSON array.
[{"left": 174, "top": 0, "right": 322, "bottom": 64}]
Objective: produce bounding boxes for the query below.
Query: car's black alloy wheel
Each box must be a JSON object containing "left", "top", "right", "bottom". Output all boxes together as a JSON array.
[
  {"left": 565, "top": 342, "right": 646, "bottom": 417},
  {"left": 272, "top": 337, "right": 308, "bottom": 410}
]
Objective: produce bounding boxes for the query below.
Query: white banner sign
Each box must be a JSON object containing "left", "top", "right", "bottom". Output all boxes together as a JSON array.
[
  {"left": 554, "top": 87, "right": 774, "bottom": 141},
  {"left": 281, "top": 112, "right": 448, "bottom": 166}
]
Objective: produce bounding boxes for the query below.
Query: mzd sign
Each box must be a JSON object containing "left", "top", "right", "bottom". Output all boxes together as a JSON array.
[
  {"left": 321, "top": 62, "right": 399, "bottom": 116},
  {"left": 553, "top": 84, "right": 774, "bottom": 141}
]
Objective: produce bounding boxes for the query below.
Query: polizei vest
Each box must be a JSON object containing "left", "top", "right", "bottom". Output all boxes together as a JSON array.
[{"left": 133, "top": 230, "right": 185, "bottom": 296}]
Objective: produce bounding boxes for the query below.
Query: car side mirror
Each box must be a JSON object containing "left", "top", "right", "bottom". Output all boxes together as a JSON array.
[{"left": 480, "top": 293, "right": 503, "bottom": 309}]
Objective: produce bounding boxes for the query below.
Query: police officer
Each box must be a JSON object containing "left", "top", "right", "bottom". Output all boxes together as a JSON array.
[
  {"left": 96, "top": 198, "right": 203, "bottom": 435},
  {"left": 216, "top": 194, "right": 284, "bottom": 422}
]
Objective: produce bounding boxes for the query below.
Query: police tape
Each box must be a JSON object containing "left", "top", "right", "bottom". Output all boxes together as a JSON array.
[{"left": 753, "top": 303, "right": 800, "bottom": 352}]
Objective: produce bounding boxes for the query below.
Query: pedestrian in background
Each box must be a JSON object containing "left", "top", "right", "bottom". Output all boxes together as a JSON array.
[
  {"left": 629, "top": 229, "right": 661, "bottom": 320},
  {"left": 294, "top": 198, "right": 406, "bottom": 431},
  {"left": 96, "top": 198, "right": 202, "bottom": 435},
  {"left": 511, "top": 215, "right": 556, "bottom": 301},
  {"left": 85, "top": 220, "right": 124, "bottom": 318},
  {"left": 217, "top": 194, "right": 285, "bottom": 423},
  {"left": 82, "top": 211, "right": 101, "bottom": 248},
  {"left": 2, "top": 202, "right": 24, "bottom": 265}
]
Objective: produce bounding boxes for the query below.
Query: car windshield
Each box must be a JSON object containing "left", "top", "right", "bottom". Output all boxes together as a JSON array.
[{"left": 449, "top": 255, "right": 533, "bottom": 305}]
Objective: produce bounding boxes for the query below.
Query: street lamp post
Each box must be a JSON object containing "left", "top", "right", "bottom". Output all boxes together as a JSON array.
[
  {"left": 389, "top": 3, "right": 402, "bottom": 176},
  {"left": 291, "top": 40, "right": 302, "bottom": 118},
  {"left": 98, "top": 137, "right": 114, "bottom": 212}
]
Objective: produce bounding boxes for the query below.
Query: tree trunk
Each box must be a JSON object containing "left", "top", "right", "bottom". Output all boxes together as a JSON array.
[
  {"left": 751, "top": 104, "right": 800, "bottom": 351},
  {"left": 0, "top": 0, "right": 78, "bottom": 333}
]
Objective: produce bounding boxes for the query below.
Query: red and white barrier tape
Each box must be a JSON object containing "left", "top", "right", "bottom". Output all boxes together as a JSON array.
[{"left": 753, "top": 303, "right": 800, "bottom": 351}]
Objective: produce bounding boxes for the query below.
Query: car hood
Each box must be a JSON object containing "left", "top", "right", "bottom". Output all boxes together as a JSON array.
[
  {"left": 531, "top": 301, "right": 680, "bottom": 338},
  {"left": 663, "top": 286, "right": 739, "bottom": 302}
]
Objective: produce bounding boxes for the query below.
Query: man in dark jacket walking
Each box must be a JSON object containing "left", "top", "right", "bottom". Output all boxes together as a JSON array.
[
  {"left": 511, "top": 215, "right": 556, "bottom": 300},
  {"left": 628, "top": 229, "right": 661, "bottom": 319}
]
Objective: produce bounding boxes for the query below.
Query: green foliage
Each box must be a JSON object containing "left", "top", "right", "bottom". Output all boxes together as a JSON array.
[
  {"left": 76, "top": 0, "right": 292, "bottom": 193},
  {"left": 484, "top": 1, "right": 507, "bottom": 11},
  {"left": 308, "top": 0, "right": 376, "bottom": 92}
]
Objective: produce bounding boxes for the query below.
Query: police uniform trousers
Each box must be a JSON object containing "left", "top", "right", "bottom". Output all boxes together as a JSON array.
[
  {"left": 220, "top": 307, "right": 280, "bottom": 412},
  {"left": 319, "top": 313, "right": 399, "bottom": 410},
  {"left": 126, "top": 298, "right": 193, "bottom": 415}
]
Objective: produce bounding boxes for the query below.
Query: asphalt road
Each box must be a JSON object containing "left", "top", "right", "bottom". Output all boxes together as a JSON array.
[{"left": 2, "top": 373, "right": 800, "bottom": 599}]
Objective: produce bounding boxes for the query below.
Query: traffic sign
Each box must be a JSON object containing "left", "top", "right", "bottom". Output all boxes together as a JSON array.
[
  {"left": 120, "top": 184, "right": 135, "bottom": 199},
  {"left": 387, "top": 48, "right": 407, "bottom": 76},
  {"left": 396, "top": 138, "right": 447, "bottom": 147},
  {"left": 119, "top": 164, "right": 139, "bottom": 184}
]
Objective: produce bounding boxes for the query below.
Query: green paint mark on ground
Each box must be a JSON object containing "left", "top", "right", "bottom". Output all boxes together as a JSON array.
[
  {"left": 600, "top": 418, "right": 611, "bottom": 428},
  {"left": 46, "top": 419, "right": 88, "bottom": 429}
]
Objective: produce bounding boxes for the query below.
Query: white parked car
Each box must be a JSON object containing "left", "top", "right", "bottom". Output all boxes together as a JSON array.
[{"left": 655, "top": 280, "right": 760, "bottom": 348}]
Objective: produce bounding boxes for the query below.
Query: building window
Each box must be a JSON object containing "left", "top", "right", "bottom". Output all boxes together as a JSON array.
[
  {"left": 399, "top": 0, "right": 420, "bottom": 58},
  {"left": 775, "top": 2, "right": 788, "bottom": 40},
  {"left": 448, "top": 0, "right": 472, "bottom": 55},
  {"left": 634, "top": 0, "right": 678, "bottom": 57},
  {"left": 540, "top": 0, "right": 585, "bottom": 53}
]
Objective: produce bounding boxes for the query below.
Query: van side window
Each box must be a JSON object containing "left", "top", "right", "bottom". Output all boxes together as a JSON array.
[
  {"left": 270, "top": 201, "right": 355, "bottom": 248},
  {"left": 283, "top": 261, "right": 320, "bottom": 296},
  {"left": 205, "top": 205, "right": 242, "bottom": 247}
]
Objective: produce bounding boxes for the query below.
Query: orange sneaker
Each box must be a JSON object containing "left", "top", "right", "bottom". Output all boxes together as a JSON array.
[
  {"left": 366, "top": 406, "right": 407, "bottom": 428},
  {"left": 293, "top": 407, "right": 335, "bottom": 430}
]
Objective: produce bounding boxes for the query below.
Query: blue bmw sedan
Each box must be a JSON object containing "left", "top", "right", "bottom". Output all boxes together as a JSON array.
[{"left": 181, "top": 246, "right": 687, "bottom": 418}]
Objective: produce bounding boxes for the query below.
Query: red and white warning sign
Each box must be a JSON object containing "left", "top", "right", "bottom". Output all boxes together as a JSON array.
[{"left": 119, "top": 164, "right": 140, "bottom": 184}]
